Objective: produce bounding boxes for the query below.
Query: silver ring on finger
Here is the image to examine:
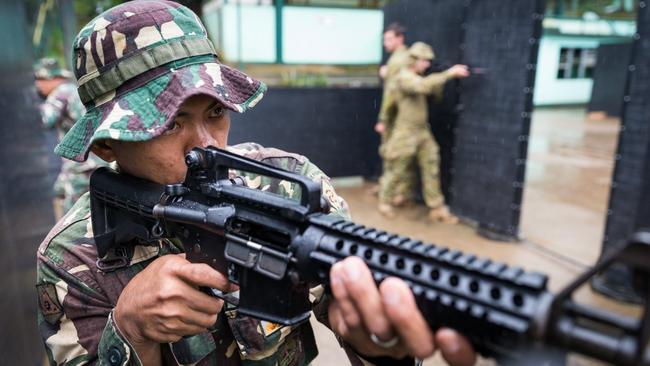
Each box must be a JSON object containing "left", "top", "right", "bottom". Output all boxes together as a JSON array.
[{"left": 369, "top": 333, "right": 399, "bottom": 348}]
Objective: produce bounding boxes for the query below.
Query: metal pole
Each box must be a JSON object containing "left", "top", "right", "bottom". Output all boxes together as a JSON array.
[
  {"left": 59, "top": 0, "right": 77, "bottom": 70},
  {"left": 275, "top": 0, "right": 284, "bottom": 64},
  {"left": 236, "top": 1, "right": 243, "bottom": 70}
]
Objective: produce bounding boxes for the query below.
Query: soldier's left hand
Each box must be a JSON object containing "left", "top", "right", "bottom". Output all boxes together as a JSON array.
[
  {"left": 329, "top": 256, "right": 476, "bottom": 365},
  {"left": 374, "top": 122, "right": 385, "bottom": 134}
]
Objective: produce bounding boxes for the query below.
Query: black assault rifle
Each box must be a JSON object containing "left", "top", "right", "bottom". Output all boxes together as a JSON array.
[{"left": 89, "top": 146, "right": 650, "bottom": 365}]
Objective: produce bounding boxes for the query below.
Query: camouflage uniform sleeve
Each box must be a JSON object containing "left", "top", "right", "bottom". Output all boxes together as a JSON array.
[
  {"left": 377, "top": 84, "right": 397, "bottom": 124},
  {"left": 36, "top": 209, "right": 142, "bottom": 366},
  {"left": 65, "top": 86, "right": 86, "bottom": 122},
  {"left": 40, "top": 91, "right": 67, "bottom": 129},
  {"left": 377, "top": 50, "right": 409, "bottom": 124},
  {"left": 37, "top": 255, "right": 141, "bottom": 366},
  {"left": 397, "top": 69, "right": 453, "bottom": 98},
  {"left": 296, "top": 159, "right": 351, "bottom": 220}
]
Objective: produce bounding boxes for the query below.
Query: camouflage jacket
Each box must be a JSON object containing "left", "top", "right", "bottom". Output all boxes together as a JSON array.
[
  {"left": 41, "top": 81, "right": 109, "bottom": 210},
  {"left": 41, "top": 81, "right": 85, "bottom": 141},
  {"left": 381, "top": 69, "right": 453, "bottom": 159},
  {"left": 377, "top": 46, "right": 410, "bottom": 125},
  {"left": 37, "top": 143, "right": 357, "bottom": 366},
  {"left": 393, "top": 68, "right": 453, "bottom": 133}
]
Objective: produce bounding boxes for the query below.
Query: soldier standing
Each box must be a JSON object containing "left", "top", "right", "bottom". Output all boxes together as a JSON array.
[
  {"left": 375, "top": 23, "right": 415, "bottom": 206},
  {"left": 378, "top": 42, "right": 469, "bottom": 222},
  {"left": 35, "top": 58, "right": 107, "bottom": 218},
  {"left": 35, "top": 3, "right": 476, "bottom": 366}
]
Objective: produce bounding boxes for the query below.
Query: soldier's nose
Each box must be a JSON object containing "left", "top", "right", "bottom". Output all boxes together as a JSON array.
[{"left": 195, "top": 124, "right": 217, "bottom": 148}]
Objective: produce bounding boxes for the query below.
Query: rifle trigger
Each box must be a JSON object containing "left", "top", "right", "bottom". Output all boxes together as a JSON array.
[{"left": 201, "top": 286, "right": 240, "bottom": 306}]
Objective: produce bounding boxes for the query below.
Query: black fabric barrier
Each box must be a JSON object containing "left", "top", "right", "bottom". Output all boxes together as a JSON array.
[
  {"left": 595, "top": 2, "right": 650, "bottom": 303},
  {"left": 588, "top": 42, "right": 633, "bottom": 118},
  {"left": 449, "top": 0, "right": 545, "bottom": 239},
  {"left": 0, "top": 1, "right": 57, "bottom": 364},
  {"left": 229, "top": 87, "right": 382, "bottom": 178},
  {"left": 383, "top": 0, "right": 466, "bottom": 200}
]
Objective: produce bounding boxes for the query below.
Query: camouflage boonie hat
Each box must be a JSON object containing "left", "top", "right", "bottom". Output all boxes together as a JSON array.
[
  {"left": 408, "top": 42, "right": 435, "bottom": 60},
  {"left": 56, "top": 0, "right": 266, "bottom": 162},
  {"left": 34, "top": 58, "right": 73, "bottom": 80}
]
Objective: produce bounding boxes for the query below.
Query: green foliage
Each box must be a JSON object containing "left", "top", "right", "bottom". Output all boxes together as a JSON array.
[
  {"left": 280, "top": 72, "right": 329, "bottom": 87},
  {"left": 29, "top": 0, "right": 125, "bottom": 65},
  {"left": 74, "top": 0, "right": 124, "bottom": 29}
]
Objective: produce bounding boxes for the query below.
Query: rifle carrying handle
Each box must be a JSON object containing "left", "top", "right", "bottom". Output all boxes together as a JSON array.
[{"left": 185, "top": 147, "right": 324, "bottom": 214}]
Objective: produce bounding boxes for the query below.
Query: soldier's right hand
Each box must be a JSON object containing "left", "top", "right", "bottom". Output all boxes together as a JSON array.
[
  {"left": 114, "top": 254, "right": 231, "bottom": 346},
  {"left": 448, "top": 64, "right": 470, "bottom": 79},
  {"left": 379, "top": 65, "right": 388, "bottom": 79}
]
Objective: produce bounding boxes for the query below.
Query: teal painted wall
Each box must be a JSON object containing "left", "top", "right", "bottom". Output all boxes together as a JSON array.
[{"left": 203, "top": 4, "right": 383, "bottom": 64}]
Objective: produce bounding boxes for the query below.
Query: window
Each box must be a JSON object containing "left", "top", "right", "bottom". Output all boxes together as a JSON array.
[
  {"left": 557, "top": 47, "right": 597, "bottom": 79},
  {"left": 284, "top": 0, "right": 383, "bottom": 8}
]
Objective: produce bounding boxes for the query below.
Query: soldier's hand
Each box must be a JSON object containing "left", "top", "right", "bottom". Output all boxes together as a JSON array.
[
  {"left": 375, "top": 122, "right": 385, "bottom": 134},
  {"left": 329, "top": 257, "right": 476, "bottom": 365},
  {"left": 114, "top": 253, "right": 231, "bottom": 348},
  {"left": 448, "top": 64, "right": 470, "bottom": 79},
  {"left": 379, "top": 65, "right": 388, "bottom": 79}
]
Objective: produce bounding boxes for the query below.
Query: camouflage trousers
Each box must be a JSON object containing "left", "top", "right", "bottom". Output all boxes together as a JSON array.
[
  {"left": 379, "top": 132, "right": 443, "bottom": 208},
  {"left": 378, "top": 131, "right": 416, "bottom": 201}
]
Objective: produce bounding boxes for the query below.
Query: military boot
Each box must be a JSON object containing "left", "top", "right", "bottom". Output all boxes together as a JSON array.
[
  {"left": 428, "top": 205, "right": 459, "bottom": 224},
  {"left": 378, "top": 203, "right": 396, "bottom": 218},
  {"left": 392, "top": 194, "right": 407, "bottom": 207}
]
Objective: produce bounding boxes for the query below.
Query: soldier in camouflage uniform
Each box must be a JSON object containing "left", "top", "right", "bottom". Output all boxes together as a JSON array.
[
  {"left": 378, "top": 43, "right": 469, "bottom": 223},
  {"left": 36, "top": 2, "right": 476, "bottom": 365},
  {"left": 35, "top": 58, "right": 109, "bottom": 218},
  {"left": 375, "top": 23, "right": 415, "bottom": 206}
]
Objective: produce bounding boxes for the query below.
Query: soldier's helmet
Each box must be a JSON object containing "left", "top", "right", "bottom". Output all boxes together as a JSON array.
[
  {"left": 34, "top": 58, "right": 73, "bottom": 80},
  {"left": 408, "top": 42, "right": 436, "bottom": 61},
  {"left": 56, "top": 0, "right": 266, "bottom": 162}
]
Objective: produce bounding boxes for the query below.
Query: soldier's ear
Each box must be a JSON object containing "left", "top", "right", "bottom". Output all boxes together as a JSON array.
[{"left": 90, "top": 140, "right": 117, "bottom": 163}]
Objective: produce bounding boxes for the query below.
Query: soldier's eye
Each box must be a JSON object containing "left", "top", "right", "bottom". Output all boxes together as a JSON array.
[
  {"left": 162, "top": 121, "right": 181, "bottom": 135},
  {"left": 208, "top": 106, "right": 226, "bottom": 118}
]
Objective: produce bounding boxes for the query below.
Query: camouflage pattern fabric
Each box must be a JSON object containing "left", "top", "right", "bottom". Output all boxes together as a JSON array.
[
  {"left": 55, "top": 0, "right": 266, "bottom": 162},
  {"left": 36, "top": 143, "right": 352, "bottom": 366},
  {"left": 379, "top": 68, "right": 454, "bottom": 209},
  {"left": 40, "top": 81, "right": 109, "bottom": 212},
  {"left": 377, "top": 46, "right": 415, "bottom": 201},
  {"left": 37, "top": 1, "right": 374, "bottom": 365},
  {"left": 377, "top": 46, "right": 410, "bottom": 127}
]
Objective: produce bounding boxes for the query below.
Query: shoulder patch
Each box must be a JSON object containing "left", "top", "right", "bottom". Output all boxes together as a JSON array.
[
  {"left": 37, "top": 283, "right": 64, "bottom": 325},
  {"left": 259, "top": 320, "right": 282, "bottom": 337}
]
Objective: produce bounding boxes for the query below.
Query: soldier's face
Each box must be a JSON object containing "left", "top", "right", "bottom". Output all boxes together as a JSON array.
[
  {"left": 383, "top": 31, "right": 404, "bottom": 53},
  {"left": 93, "top": 94, "right": 230, "bottom": 185},
  {"left": 35, "top": 78, "right": 64, "bottom": 97},
  {"left": 414, "top": 59, "right": 431, "bottom": 74}
]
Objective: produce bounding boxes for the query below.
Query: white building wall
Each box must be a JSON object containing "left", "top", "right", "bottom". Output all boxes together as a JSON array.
[{"left": 533, "top": 36, "right": 599, "bottom": 106}]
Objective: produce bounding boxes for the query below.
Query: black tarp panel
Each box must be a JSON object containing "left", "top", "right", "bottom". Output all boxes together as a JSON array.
[
  {"left": 383, "top": 0, "right": 466, "bottom": 200},
  {"left": 229, "top": 87, "right": 382, "bottom": 178},
  {"left": 595, "top": 2, "right": 650, "bottom": 302},
  {"left": 0, "top": 1, "right": 56, "bottom": 364},
  {"left": 449, "top": 0, "right": 545, "bottom": 238},
  {"left": 588, "top": 42, "right": 633, "bottom": 118}
]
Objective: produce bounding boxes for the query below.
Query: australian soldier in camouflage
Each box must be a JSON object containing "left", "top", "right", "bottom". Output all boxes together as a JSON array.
[
  {"left": 378, "top": 43, "right": 470, "bottom": 223},
  {"left": 36, "top": 1, "right": 476, "bottom": 365},
  {"left": 375, "top": 23, "right": 415, "bottom": 208},
  {"left": 35, "top": 58, "right": 109, "bottom": 216}
]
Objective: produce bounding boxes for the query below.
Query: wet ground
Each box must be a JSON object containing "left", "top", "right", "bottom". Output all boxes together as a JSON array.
[{"left": 309, "top": 107, "right": 639, "bottom": 365}]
